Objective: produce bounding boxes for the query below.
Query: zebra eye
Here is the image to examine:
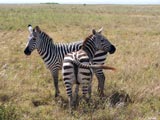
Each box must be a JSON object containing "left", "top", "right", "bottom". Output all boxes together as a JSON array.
[{"left": 101, "top": 39, "right": 105, "bottom": 42}]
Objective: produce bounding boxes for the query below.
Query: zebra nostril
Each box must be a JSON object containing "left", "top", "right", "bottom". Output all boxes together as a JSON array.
[
  {"left": 24, "top": 47, "right": 31, "bottom": 55},
  {"left": 109, "top": 45, "right": 116, "bottom": 54}
]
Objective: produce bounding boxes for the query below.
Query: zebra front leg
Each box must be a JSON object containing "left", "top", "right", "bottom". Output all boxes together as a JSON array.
[
  {"left": 95, "top": 69, "right": 105, "bottom": 97},
  {"left": 51, "top": 70, "right": 60, "bottom": 97}
]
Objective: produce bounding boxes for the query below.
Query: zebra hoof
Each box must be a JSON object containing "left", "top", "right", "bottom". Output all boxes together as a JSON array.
[
  {"left": 98, "top": 91, "right": 105, "bottom": 98},
  {"left": 55, "top": 90, "right": 60, "bottom": 97},
  {"left": 97, "top": 88, "right": 104, "bottom": 96},
  {"left": 55, "top": 93, "right": 59, "bottom": 98}
]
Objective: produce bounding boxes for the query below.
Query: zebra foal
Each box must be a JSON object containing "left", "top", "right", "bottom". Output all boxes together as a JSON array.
[
  {"left": 24, "top": 25, "right": 116, "bottom": 97},
  {"left": 62, "top": 29, "right": 116, "bottom": 112}
]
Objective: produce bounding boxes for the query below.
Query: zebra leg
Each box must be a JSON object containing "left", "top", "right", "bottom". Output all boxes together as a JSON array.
[
  {"left": 88, "top": 84, "right": 92, "bottom": 100},
  {"left": 66, "top": 84, "right": 73, "bottom": 114},
  {"left": 82, "top": 84, "right": 90, "bottom": 102},
  {"left": 95, "top": 69, "right": 105, "bottom": 97},
  {"left": 88, "top": 73, "right": 93, "bottom": 100},
  {"left": 73, "top": 84, "right": 79, "bottom": 108},
  {"left": 51, "top": 70, "right": 60, "bottom": 97},
  {"left": 68, "top": 95, "right": 73, "bottom": 114}
]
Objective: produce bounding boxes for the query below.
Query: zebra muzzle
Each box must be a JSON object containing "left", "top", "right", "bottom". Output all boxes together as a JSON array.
[
  {"left": 24, "top": 47, "right": 31, "bottom": 55},
  {"left": 109, "top": 45, "right": 116, "bottom": 54}
]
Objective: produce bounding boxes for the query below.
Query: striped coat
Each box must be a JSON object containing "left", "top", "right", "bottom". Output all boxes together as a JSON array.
[
  {"left": 62, "top": 29, "right": 116, "bottom": 111},
  {"left": 24, "top": 25, "right": 116, "bottom": 97}
]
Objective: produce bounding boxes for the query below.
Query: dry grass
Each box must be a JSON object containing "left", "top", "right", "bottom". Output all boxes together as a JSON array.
[{"left": 0, "top": 4, "right": 160, "bottom": 120}]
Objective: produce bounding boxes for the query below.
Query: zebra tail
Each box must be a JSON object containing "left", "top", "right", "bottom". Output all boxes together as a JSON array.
[
  {"left": 72, "top": 60, "right": 116, "bottom": 71},
  {"left": 90, "top": 65, "right": 116, "bottom": 71}
]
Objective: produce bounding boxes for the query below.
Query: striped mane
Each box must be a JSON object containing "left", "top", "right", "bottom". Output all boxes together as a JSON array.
[
  {"left": 41, "top": 31, "right": 53, "bottom": 42},
  {"left": 33, "top": 26, "right": 53, "bottom": 42},
  {"left": 82, "top": 34, "right": 94, "bottom": 49}
]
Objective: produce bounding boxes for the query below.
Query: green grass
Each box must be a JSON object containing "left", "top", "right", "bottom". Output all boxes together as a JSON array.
[{"left": 0, "top": 4, "right": 160, "bottom": 120}]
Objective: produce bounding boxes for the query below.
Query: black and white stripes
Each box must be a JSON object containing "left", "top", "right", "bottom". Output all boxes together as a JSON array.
[
  {"left": 62, "top": 29, "right": 116, "bottom": 111},
  {"left": 24, "top": 25, "right": 116, "bottom": 97}
]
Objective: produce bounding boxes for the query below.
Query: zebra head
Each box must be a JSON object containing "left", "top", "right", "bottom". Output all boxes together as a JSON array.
[
  {"left": 24, "top": 25, "right": 41, "bottom": 55},
  {"left": 92, "top": 28, "right": 116, "bottom": 54}
]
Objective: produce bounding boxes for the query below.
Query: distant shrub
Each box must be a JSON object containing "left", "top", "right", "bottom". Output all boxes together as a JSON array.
[
  {"left": 0, "top": 104, "right": 21, "bottom": 120},
  {"left": 83, "top": 4, "right": 87, "bottom": 6},
  {"left": 41, "top": 2, "right": 59, "bottom": 4}
]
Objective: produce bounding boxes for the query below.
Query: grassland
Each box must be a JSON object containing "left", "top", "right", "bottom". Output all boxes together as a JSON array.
[{"left": 0, "top": 4, "right": 160, "bottom": 120}]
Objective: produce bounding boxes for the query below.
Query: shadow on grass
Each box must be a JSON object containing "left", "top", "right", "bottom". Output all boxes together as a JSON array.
[
  {"left": 52, "top": 90, "right": 132, "bottom": 114},
  {"left": 28, "top": 90, "right": 133, "bottom": 119}
]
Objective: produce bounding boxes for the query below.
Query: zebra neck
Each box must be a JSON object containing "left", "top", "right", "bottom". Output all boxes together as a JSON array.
[
  {"left": 37, "top": 39, "right": 55, "bottom": 57},
  {"left": 82, "top": 41, "right": 96, "bottom": 60}
]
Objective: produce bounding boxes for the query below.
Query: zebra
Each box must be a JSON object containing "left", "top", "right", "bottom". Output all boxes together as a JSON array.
[
  {"left": 62, "top": 29, "right": 116, "bottom": 112},
  {"left": 24, "top": 25, "right": 116, "bottom": 97}
]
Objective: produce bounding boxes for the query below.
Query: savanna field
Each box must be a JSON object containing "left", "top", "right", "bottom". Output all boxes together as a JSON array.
[{"left": 0, "top": 4, "right": 160, "bottom": 120}]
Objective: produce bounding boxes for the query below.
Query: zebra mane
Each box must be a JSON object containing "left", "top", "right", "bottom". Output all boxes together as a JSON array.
[
  {"left": 33, "top": 26, "right": 53, "bottom": 42},
  {"left": 41, "top": 31, "right": 53, "bottom": 42},
  {"left": 82, "top": 34, "right": 94, "bottom": 48}
]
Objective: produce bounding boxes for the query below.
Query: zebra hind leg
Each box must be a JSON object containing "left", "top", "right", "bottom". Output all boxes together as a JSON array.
[
  {"left": 73, "top": 84, "right": 79, "bottom": 108},
  {"left": 69, "top": 94, "right": 75, "bottom": 114},
  {"left": 65, "top": 82, "right": 74, "bottom": 114},
  {"left": 81, "top": 84, "right": 92, "bottom": 113},
  {"left": 82, "top": 85, "right": 90, "bottom": 102},
  {"left": 88, "top": 84, "right": 92, "bottom": 100},
  {"left": 68, "top": 95, "right": 74, "bottom": 114}
]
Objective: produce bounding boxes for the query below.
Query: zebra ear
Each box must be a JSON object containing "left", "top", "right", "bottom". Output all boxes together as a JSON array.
[
  {"left": 35, "top": 26, "right": 41, "bottom": 33},
  {"left": 28, "top": 24, "right": 33, "bottom": 33},
  {"left": 97, "top": 27, "right": 103, "bottom": 34},
  {"left": 92, "top": 29, "right": 96, "bottom": 35}
]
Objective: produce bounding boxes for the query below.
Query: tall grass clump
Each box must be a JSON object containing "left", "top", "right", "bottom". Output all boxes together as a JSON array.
[{"left": 0, "top": 104, "right": 21, "bottom": 120}]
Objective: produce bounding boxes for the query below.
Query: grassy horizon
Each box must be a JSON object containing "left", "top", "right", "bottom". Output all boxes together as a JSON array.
[{"left": 0, "top": 4, "right": 160, "bottom": 120}]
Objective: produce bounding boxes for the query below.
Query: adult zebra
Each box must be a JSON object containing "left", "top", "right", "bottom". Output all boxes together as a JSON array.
[
  {"left": 62, "top": 29, "right": 116, "bottom": 112},
  {"left": 24, "top": 25, "right": 116, "bottom": 97}
]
